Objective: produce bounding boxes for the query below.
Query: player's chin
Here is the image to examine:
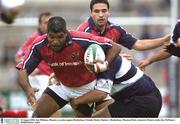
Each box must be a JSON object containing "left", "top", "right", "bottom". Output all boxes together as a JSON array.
[{"left": 50, "top": 46, "right": 63, "bottom": 52}]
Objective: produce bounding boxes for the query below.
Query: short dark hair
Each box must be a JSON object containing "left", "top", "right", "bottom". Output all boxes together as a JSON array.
[
  {"left": 47, "top": 16, "right": 67, "bottom": 33},
  {"left": 90, "top": 0, "right": 110, "bottom": 11},
  {"left": 38, "top": 12, "right": 52, "bottom": 23}
]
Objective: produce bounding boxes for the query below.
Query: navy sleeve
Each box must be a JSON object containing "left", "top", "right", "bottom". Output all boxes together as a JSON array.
[
  {"left": 172, "top": 21, "right": 180, "bottom": 43},
  {"left": 116, "top": 26, "right": 137, "bottom": 49}
]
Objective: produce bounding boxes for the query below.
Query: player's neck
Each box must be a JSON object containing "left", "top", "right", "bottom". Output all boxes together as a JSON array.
[{"left": 97, "top": 26, "right": 105, "bottom": 35}]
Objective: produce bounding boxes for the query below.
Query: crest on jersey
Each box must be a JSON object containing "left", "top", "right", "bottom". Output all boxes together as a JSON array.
[{"left": 71, "top": 52, "right": 79, "bottom": 59}]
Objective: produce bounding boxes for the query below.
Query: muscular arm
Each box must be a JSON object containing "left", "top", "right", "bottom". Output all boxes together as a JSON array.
[
  {"left": 18, "top": 69, "right": 38, "bottom": 106},
  {"left": 71, "top": 78, "right": 113, "bottom": 108},
  {"left": 133, "top": 34, "right": 170, "bottom": 51},
  {"left": 106, "top": 42, "right": 121, "bottom": 65},
  {"left": 147, "top": 49, "right": 171, "bottom": 63},
  {"left": 72, "top": 89, "right": 107, "bottom": 106},
  {"left": 18, "top": 69, "right": 31, "bottom": 92},
  {"left": 138, "top": 48, "right": 171, "bottom": 69}
]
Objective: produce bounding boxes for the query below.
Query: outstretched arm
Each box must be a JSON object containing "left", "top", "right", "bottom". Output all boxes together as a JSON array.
[
  {"left": 133, "top": 34, "right": 170, "bottom": 51},
  {"left": 70, "top": 78, "right": 113, "bottom": 109},
  {"left": 106, "top": 42, "right": 121, "bottom": 65},
  {"left": 138, "top": 48, "right": 171, "bottom": 70},
  {"left": 70, "top": 89, "right": 108, "bottom": 109}
]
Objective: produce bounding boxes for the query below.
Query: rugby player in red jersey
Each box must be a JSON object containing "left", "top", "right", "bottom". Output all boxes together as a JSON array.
[{"left": 16, "top": 16, "right": 121, "bottom": 117}]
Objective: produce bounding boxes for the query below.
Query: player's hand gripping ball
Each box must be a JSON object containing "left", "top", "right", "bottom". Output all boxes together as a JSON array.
[{"left": 84, "top": 44, "right": 108, "bottom": 73}]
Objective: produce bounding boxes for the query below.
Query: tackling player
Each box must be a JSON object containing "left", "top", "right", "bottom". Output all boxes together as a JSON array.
[{"left": 70, "top": 53, "right": 162, "bottom": 117}]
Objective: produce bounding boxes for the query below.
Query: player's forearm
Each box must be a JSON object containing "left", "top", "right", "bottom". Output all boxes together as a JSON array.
[
  {"left": 18, "top": 69, "right": 32, "bottom": 94},
  {"left": 148, "top": 49, "right": 171, "bottom": 64},
  {"left": 106, "top": 42, "right": 121, "bottom": 65},
  {"left": 74, "top": 90, "right": 108, "bottom": 105},
  {"left": 134, "top": 35, "right": 170, "bottom": 51}
]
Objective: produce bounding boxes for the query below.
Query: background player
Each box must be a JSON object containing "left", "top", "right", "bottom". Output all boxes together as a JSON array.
[{"left": 77, "top": 0, "right": 170, "bottom": 58}]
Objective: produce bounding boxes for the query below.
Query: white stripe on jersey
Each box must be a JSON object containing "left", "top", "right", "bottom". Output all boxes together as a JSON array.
[
  {"left": 115, "top": 56, "right": 131, "bottom": 79},
  {"left": 115, "top": 55, "right": 144, "bottom": 85},
  {"left": 111, "top": 67, "right": 144, "bottom": 94},
  {"left": 121, "top": 67, "right": 144, "bottom": 84},
  {"left": 84, "top": 27, "right": 90, "bottom": 32},
  {"left": 72, "top": 37, "right": 112, "bottom": 46}
]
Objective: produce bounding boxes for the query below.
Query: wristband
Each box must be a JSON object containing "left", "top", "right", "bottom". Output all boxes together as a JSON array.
[{"left": 94, "top": 61, "right": 108, "bottom": 73}]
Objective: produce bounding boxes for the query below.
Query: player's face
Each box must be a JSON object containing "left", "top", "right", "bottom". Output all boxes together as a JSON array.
[
  {"left": 47, "top": 31, "right": 67, "bottom": 52},
  {"left": 91, "top": 3, "right": 110, "bottom": 29},
  {"left": 39, "top": 16, "right": 52, "bottom": 34}
]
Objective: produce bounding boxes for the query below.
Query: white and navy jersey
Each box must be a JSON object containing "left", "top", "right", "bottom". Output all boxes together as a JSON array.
[{"left": 96, "top": 55, "right": 156, "bottom": 100}]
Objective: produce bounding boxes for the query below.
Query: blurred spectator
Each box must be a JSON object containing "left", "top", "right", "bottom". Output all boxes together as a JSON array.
[
  {"left": 0, "top": 0, "right": 25, "bottom": 24},
  {"left": 135, "top": 1, "right": 152, "bottom": 17},
  {"left": 2, "top": 42, "right": 18, "bottom": 65},
  {"left": 118, "top": 0, "right": 134, "bottom": 11},
  {"left": 159, "top": 0, "right": 170, "bottom": 9}
]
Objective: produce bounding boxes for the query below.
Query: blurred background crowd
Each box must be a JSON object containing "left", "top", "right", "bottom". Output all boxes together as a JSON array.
[{"left": 0, "top": 0, "right": 180, "bottom": 117}]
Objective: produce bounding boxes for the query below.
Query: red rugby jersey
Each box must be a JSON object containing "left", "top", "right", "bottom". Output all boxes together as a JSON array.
[
  {"left": 77, "top": 17, "right": 137, "bottom": 49},
  {"left": 16, "top": 31, "right": 112, "bottom": 87}
]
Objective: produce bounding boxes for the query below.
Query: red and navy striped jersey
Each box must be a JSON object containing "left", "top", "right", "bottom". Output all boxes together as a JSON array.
[
  {"left": 172, "top": 20, "right": 180, "bottom": 43},
  {"left": 16, "top": 31, "right": 112, "bottom": 87},
  {"left": 77, "top": 17, "right": 137, "bottom": 49},
  {"left": 16, "top": 29, "right": 52, "bottom": 76}
]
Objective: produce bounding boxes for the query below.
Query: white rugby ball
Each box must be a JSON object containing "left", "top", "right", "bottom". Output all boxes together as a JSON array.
[{"left": 84, "top": 44, "right": 105, "bottom": 64}]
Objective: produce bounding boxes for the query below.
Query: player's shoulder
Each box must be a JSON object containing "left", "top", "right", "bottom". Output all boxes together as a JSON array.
[
  {"left": 70, "top": 30, "right": 92, "bottom": 39},
  {"left": 108, "top": 21, "right": 126, "bottom": 32},
  {"left": 28, "top": 32, "right": 40, "bottom": 40},
  {"left": 32, "top": 34, "right": 47, "bottom": 46},
  {"left": 76, "top": 20, "right": 89, "bottom": 31}
]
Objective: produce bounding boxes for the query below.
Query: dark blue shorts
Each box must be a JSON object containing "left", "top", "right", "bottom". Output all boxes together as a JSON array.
[{"left": 108, "top": 75, "right": 162, "bottom": 117}]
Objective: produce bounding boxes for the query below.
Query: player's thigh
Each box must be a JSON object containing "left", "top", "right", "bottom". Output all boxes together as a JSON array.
[
  {"left": 32, "top": 92, "right": 67, "bottom": 117},
  {"left": 32, "top": 93, "right": 59, "bottom": 117}
]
